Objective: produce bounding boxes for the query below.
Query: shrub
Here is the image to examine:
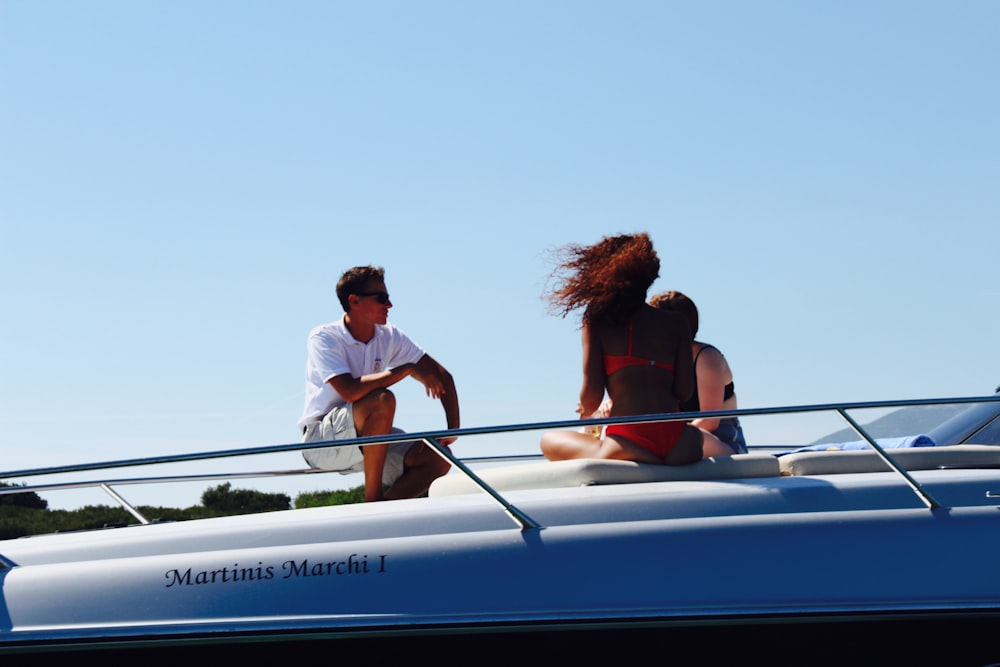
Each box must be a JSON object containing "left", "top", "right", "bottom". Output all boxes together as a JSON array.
[
  {"left": 0, "top": 482, "right": 48, "bottom": 510},
  {"left": 201, "top": 483, "right": 291, "bottom": 514},
  {"left": 295, "top": 485, "right": 365, "bottom": 508}
]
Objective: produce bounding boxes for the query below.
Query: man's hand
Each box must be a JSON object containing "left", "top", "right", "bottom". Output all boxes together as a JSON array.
[
  {"left": 410, "top": 363, "right": 448, "bottom": 399},
  {"left": 413, "top": 354, "right": 460, "bottom": 441}
]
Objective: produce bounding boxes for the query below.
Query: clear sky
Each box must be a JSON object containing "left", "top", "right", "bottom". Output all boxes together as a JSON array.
[{"left": 2, "top": 1, "right": 998, "bottom": 511}]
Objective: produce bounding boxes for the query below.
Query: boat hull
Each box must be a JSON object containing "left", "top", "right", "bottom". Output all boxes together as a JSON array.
[{"left": 4, "top": 490, "right": 1000, "bottom": 665}]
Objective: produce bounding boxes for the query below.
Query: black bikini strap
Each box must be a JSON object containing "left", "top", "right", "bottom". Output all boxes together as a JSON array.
[{"left": 693, "top": 343, "right": 717, "bottom": 365}]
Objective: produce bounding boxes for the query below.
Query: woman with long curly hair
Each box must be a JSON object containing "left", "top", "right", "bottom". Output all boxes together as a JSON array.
[{"left": 540, "top": 233, "right": 733, "bottom": 465}]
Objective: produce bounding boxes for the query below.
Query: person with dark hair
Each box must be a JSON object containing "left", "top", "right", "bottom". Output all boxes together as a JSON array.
[
  {"left": 539, "top": 233, "right": 733, "bottom": 465},
  {"left": 297, "top": 265, "right": 460, "bottom": 502},
  {"left": 648, "top": 290, "right": 747, "bottom": 453}
]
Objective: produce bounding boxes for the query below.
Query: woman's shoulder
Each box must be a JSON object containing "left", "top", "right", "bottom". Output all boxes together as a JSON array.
[
  {"left": 694, "top": 341, "right": 724, "bottom": 357},
  {"left": 694, "top": 342, "right": 731, "bottom": 371}
]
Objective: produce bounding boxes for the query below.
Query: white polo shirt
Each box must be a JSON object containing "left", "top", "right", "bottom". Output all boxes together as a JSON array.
[{"left": 297, "top": 316, "right": 425, "bottom": 430}]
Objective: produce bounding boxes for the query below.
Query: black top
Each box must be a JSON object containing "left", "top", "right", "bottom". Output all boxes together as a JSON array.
[{"left": 679, "top": 344, "right": 735, "bottom": 413}]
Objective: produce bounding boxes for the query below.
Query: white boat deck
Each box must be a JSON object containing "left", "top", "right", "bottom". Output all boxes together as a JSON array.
[{"left": 2, "top": 394, "right": 1000, "bottom": 659}]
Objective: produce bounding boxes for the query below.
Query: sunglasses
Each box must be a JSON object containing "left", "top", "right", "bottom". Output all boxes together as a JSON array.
[{"left": 355, "top": 291, "right": 391, "bottom": 304}]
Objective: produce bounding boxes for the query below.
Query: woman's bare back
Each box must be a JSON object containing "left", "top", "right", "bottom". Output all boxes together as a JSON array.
[{"left": 597, "top": 305, "right": 694, "bottom": 417}]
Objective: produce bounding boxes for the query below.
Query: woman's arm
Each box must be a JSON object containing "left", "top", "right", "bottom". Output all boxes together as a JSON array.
[
  {"left": 689, "top": 345, "right": 728, "bottom": 432},
  {"left": 672, "top": 318, "right": 695, "bottom": 403},
  {"left": 578, "top": 323, "right": 606, "bottom": 417}
]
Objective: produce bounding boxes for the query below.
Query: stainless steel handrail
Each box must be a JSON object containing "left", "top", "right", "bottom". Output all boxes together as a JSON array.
[
  {"left": 837, "top": 409, "right": 941, "bottom": 509},
  {"left": 2, "top": 395, "right": 999, "bottom": 528},
  {"left": 418, "top": 434, "right": 540, "bottom": 530},
  {"left": 6, "top": 394, "right": 997, "bottom": 481}
]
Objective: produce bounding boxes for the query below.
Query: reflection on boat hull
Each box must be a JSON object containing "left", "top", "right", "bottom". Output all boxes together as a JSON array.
[{"left": 6, "top": 611, "right": 1000, "bottom": 665}]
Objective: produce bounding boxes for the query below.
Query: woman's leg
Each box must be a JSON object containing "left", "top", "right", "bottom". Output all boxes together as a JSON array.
[
  {"left": 540, "top": 429, "right": 606, "bottom": 460},
  {"left": 663, "top": 425, "right": 706, "bottom": 466},
  {"left": 543, "top": 425, "right": 719, "bottom": 464},
  {"left": 700, "top": 428, "right": 736, "bottom": 458}
]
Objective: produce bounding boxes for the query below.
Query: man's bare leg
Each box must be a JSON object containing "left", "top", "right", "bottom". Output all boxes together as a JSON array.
[
  {"left": 383, "top": 443, "right": 451, "bottom": 500},
  {"left": 353, "top": 389, "right": 397, "bottom": 502}
]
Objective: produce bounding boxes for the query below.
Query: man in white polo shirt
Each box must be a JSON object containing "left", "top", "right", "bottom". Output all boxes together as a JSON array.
[{"left": 298, "top": 265, "right": 460, "bottom": 502}]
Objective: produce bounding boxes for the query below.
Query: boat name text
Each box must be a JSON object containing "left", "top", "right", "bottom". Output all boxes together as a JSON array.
[{"left": 163, "top": 554, "right": 388, "bottom": 588}]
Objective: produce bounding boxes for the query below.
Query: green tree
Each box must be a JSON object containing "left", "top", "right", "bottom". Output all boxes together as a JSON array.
[
  {"left": 294, "top": 485, "right": 365, "bottom": 508},
  {"left": 0, "top": 482, "right": 48, "bottom": 510},
  {"left": 0, "top": 483, "right": 363, "bottom": 539},
  {"left": 201, "top": 482, "right": 291, "bottom": 514}
]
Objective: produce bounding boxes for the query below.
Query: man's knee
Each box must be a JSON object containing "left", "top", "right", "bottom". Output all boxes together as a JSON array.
[
  {"left": 407, "top": 443, "right": 451, "bottom": 477},
  {"left": 355, "top": 389, "right": 397, "bottom": 425},
  {"left": 428, "top": 455, "right": 451, "bottom": 478},
  {"left": 358, "top": 387, "right": 396, "bottom": 409}
]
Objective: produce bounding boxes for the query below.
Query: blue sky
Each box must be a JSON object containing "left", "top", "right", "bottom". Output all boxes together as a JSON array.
[{"left": 2, "top": 1, "right": 998, "bottom": 510}]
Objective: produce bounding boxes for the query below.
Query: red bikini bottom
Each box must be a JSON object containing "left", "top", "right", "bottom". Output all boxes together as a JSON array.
[{"left": 605, "top": 420, "right": 686, "bottom": 459}]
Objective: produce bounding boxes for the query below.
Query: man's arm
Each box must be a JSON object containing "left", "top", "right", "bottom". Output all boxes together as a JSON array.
[
  {"left": 412, "top": 354, "right": 460, "bottom": 445},
  {"left": 327, "top": 364, "right": 418, "bottom": 404}
]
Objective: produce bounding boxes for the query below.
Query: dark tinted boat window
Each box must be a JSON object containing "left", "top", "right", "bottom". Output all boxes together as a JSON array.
[{"left": 964, "top": 415, "right": 1000, "bottom": 445}]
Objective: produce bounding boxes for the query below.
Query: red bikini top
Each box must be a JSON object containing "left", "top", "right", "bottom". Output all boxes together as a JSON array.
[{"left": 603, "top": 321, "right": 675, "bottom": 376}]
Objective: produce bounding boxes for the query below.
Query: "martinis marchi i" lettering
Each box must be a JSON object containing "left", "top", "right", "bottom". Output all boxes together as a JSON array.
[{"left": 163, "top": 554, "right": 388, "bottom": 588}]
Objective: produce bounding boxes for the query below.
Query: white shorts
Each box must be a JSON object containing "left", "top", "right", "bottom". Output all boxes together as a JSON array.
[{"left": 301, "top": 404, "right": 411, "bottom": 486}]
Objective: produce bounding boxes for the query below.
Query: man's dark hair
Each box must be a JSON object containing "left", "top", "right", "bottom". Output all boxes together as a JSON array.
[{"left": 336, "top": 265, "right": 385, "bottom": 312}]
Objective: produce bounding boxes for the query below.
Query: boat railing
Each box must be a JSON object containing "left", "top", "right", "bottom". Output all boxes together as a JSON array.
[{"left": 3, "top": 395, "right": 1000, "bottom": 531}]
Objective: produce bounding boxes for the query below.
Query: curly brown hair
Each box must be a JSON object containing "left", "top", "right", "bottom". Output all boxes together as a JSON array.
[{"left": 545, "top": 232, "right": 660, "bottom": 326}]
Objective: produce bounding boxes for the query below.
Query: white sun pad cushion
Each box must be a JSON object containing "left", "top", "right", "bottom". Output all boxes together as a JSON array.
[
  {"left": 429, "top": 454, "right": 781, "bottom": 496},
  {"left": 777, "top": 444, "right": 1000, "bottom": 476}
]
